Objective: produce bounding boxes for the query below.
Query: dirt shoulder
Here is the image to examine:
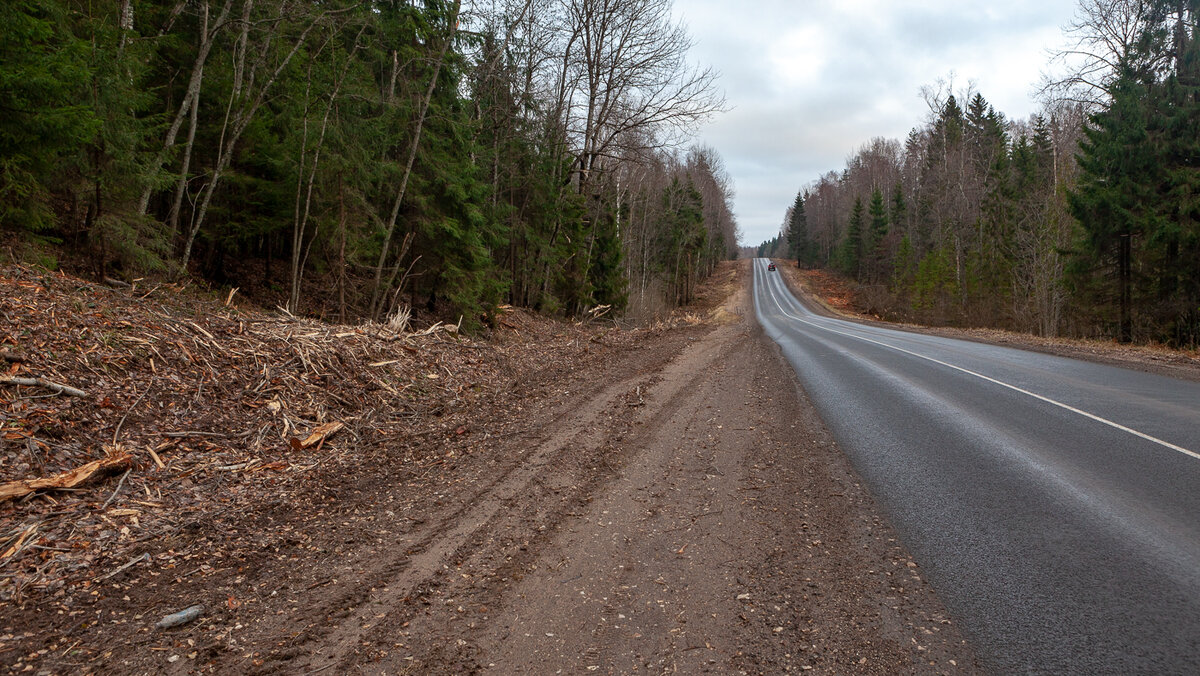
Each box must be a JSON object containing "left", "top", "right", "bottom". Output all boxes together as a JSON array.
[
  {"left": 2, "top": 261, "right": 979, "bottom": 674},
  {"left": 771, "top": 260, "right": 1200, "bottom": 383},
  {"left": 462, "top": 270, "right": 979, "bottom": 675}
]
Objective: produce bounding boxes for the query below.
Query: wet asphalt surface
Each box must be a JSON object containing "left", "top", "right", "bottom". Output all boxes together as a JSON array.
[{"left": 753, "top": 259, "right": 1200, "bottom": 674}]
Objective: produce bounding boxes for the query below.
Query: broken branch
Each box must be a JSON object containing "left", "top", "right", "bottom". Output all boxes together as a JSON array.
[
  {"left": 0, "top": 376, "right": 87, "bottom": 397},
  {"left": 101, "top": 468, "right": 133, "bottom": 510},
  {"left": 288, "top": 421, "right": 344, "bottom": 450},
  {"left": 98, "top": 552, "right": 151, "bottom": 582},
  {"left": 0, "top": 449, "right": 132, "bottom": 503}
]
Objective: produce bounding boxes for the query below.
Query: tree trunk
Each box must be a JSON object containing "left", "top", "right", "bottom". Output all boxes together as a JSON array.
[
  {"left": 1119, "top": 232, "right": 1132, "bottom": 343},
  {"left": 180, "top": 1, "right": 341, "bottom": 274},
  {"left": 337, "top": 174, "right": 347, "bottom": 323},
  {"left": 138, "top": 0, "right": 233, "bottom": 218},
  {"left": 369, "top": 0, "right": 461, "bottom": 321},
  {"left": 166, "top": 43, "right": 203, "bottom": 241}
]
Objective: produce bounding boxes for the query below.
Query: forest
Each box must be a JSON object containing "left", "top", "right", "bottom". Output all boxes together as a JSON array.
[
  {"left": 0, "top": 0, "right": 738, "bottom": 327},
  {"left": 763, "top": 0, "right": 1200, "bottom": 347}
]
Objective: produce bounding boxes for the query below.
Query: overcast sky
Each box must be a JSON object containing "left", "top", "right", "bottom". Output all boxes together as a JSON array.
[{"left": 671, "top": 1, "right": 1082, "bottom": 246}]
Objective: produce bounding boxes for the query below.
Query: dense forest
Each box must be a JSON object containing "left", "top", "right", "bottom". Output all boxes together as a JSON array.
[
  {"left": 0, "top": 0, "right": 738, "bottom": 327},
  {"left": 765, "top": 0, "right": 1200, "bottom": 347}
]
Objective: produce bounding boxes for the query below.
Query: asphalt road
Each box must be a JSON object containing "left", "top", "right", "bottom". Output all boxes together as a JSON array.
[{"left": 752, "top": 258, "right": 1200, "bottom": 674}]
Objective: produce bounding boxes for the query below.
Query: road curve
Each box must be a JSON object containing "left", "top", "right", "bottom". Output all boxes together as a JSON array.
[{"left": 752, "top": 258, "right": 1200, "bottom": 674}]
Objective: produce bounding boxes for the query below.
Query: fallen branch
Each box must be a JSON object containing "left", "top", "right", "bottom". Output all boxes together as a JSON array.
[
  {"left": 1, "top": 524, "right": 38, "bottom": 561},
  {"left": 160, "top": 431, "right": 229, "bottom": 438},
  {"left": 113, "top": 383, "right": 152, "bottom": 443},
  {"left": 185, "top": 319, "right": 217, "bottom": 343},
  {"left": 97, "top": 552, "right": 151, "bottom": 581},
  {"left": 289, "top": 421, "right": 345, "bottom": 450},
  {"left": 0, "top": 449, "right": 132, "bottom": 503},
  {"left": 0, "top": 376, "right": 87, "bottom": 397},
  {"left": 100, "top": 468, "right": 133, "bottom": 510}
]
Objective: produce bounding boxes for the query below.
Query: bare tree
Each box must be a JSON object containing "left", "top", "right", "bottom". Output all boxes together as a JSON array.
[
  {"left": 561, "top": 0, "right": 725, "bottom": 194},
  {"left": 1038, "top": 0, "right": 1165, "bottom": 107}
]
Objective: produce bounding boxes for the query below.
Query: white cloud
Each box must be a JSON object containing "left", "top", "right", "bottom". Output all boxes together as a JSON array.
[{"left": 673, "top": 0, "right": 1080, "bottom": 245}]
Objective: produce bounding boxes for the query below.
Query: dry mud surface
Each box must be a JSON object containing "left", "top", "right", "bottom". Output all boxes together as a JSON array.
[{"left": 3, "top": 263, "right": 980, "bottom": 674}]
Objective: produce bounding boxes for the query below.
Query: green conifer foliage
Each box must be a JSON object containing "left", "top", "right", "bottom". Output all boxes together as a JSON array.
[
  {"left": 913, "top": 245, "right": 959, "bottom": 323},
  {"left": 0, "top": 1, "right": 97, "bottom": 234},
  {"left": 786, "top": 190, "right": 817, "bottom": 267},
  {"left": 1150, "top": 4, "right": 1200, "bottom": 344},
  {"left": 0, "top": 0, "right": 737, "bottom": 327},
  {"left": 867, "top": 187, "right": 889, "bottom": 282},
  {"left": 1070, "top": 64, "right": 1160, "bottom": 342},
  {"left": 838, "top": 197, "right": 865, "bottom": 279}
]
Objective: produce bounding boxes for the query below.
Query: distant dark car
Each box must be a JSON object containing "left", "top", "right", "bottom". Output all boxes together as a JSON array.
[{"left": 767, "top": 262, "right": 776, "bottom": 271}]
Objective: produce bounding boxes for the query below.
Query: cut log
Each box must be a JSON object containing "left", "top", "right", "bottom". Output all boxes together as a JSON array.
[{"left": 0, "top": 449, "right": 132, "bottom": 503}]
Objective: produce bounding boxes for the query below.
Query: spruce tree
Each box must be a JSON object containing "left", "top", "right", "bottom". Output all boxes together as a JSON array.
[
  {"left": 1149, "top": 2, "right": 1200, "bottom": 344},
  {"left": 839, "top": 197, "right": 865, "bottom": 279},
  {"left": 1069, "top": 63, "right": 1160, "bottom": 342},
  {"left": 786, "top": 190, "right": 811, "bottom": 266},
  {"left": 0, "top": 1, "right": 96, "bottom": 234},
  {"left": 867, "top": 187, "right": 889, "bottom": 282},
  {"left": 889, "top": 183, "right": 907, "bottom": 236}
]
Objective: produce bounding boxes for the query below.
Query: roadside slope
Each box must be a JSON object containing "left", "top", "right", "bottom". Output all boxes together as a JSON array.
[{"left": 0, "top": 263, "right": 717, "bottom": 672}]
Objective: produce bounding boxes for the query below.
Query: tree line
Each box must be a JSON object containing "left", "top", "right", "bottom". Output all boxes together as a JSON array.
[
  {"left": 0, "top": 0, "right": 737, "bottom": 327},
  {"left": 767, "top": 0, "right": 1199, "bottom": 347}
]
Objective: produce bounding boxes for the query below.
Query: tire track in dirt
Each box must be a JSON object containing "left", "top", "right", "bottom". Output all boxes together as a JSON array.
[
  {"left": 130, "top": 313, "right": 711, "bottom": 675},
  {"left": 314, "top": 276, "right": 984, "bottom": 675},
  {"left": 278, "top": 361, "right": 697, "bottom": 673},
  {"left": 473, "top": 321, "right": 751, "bottom": 673},
  {"left": 336, "top": 315, "right": 741, "bottom": 674}
]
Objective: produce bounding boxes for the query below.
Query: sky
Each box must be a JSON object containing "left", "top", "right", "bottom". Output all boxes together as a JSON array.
[{"left": 670, "top": 1, "right": 1082, "bottom": 247}]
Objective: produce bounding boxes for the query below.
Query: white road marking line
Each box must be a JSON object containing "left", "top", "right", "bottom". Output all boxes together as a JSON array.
[{"left": 756, "top": 261, "right": 1200, "bottom": 462}]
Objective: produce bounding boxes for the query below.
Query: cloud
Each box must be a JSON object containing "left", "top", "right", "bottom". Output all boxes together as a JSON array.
[{"left": 673, "top": 0, "right": 1079, "bottom": 245}]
